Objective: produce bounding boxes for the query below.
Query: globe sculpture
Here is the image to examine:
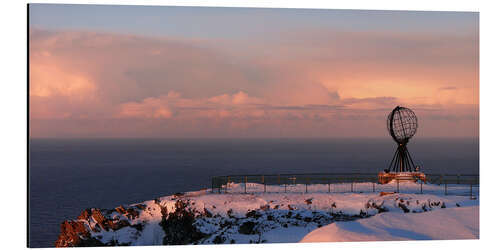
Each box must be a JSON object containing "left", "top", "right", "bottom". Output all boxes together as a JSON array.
[
  {"left": 379, "top": 106, "right": 426, "bottom": 184},
  {"left": 387, "top": 106, "right": 418, "bottom": 146}
]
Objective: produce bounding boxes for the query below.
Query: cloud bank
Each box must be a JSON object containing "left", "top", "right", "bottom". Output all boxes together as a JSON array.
[{"left": 29, "top": 28, "right": 478, "bottom": 138}]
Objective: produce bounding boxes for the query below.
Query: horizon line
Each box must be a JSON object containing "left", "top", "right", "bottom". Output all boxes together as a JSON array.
[{"left": 28, "top": 136, "right": 480, "bottom": 140}]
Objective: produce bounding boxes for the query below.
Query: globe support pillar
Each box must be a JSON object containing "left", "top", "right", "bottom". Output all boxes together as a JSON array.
[{"left": 389, "top": 143, "right": 416, "bottom": 172}]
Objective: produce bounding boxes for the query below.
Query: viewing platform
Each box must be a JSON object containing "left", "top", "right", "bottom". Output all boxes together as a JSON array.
[
  {"left": 210, "top": 172, "right": 479, "bottom": 198},
  {"left": 378, "top": 171, "right": 427, "bottom": 184}
]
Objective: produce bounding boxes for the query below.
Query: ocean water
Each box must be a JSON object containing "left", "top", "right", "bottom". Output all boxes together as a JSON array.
[{"left": 28, "top": 138, "right": 479, "bottom": 248}]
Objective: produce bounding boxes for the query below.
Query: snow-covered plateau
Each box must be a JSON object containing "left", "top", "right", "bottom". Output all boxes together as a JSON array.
[{"left": 55, "top": 182, "right": 479, "bottom": 247}]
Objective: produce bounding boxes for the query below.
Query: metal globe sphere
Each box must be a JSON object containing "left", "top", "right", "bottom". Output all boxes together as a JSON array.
[{"left": 387, "top": 106, "right": 418, "bottom": 144}]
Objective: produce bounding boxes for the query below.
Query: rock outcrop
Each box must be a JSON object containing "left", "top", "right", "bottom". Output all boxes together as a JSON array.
[
  {"left": 55, "top": 191, "right": 455, "bottom": 247},
  {"left": 55, "top": 205, "right": 148, "bottom": 247}
]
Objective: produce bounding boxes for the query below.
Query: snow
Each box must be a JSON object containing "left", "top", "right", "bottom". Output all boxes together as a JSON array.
[
  {"left": 72, "top": 182, "right": 479, "bottom": 245},
  {"left": 300, "top": 206, "right": 479, "bottom": 242}
]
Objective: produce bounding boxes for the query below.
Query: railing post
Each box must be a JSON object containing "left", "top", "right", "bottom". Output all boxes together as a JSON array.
[
  {"left": 284, "top": 181, "right": 287, "bottom": 193},
  {"left": 420, "top": 181, "right": 423, "bottom": 194},
  {"left": 372, "top": 182, "right": 375, "bottom": 193},
  {"left": 396, "top": 179, "right": 400, "bottom": 193},
  {"left": 211, "top": 177, "right": 214, "bottom": 193},
  {"left": 439, "top": 174, "right": 443, "bottom": 186},
  {"left": 244, "top": 176, "right": 247, "bottom": 194},
  {"left": 263, "top": 176, "right": 266, "bottom": 193},
  {"left": 226, "top": 176, "right": 230, "bottom": 193},
  {"left": 351, "top": 181, "right": 353, "bottom": 193},
  {"left": 328, "top": 179, "right": 331, "bottom": 193},
  {"left": 470, "top": 182, "right": 473, "bottom": 199},
  {"left": 306, "top": 177, "right": 309, "bottom": 193},
  {"left": 445, "top": 180, "right": 448, "bottom": 195}
]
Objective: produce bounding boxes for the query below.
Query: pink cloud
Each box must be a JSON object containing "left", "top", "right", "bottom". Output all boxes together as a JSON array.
[
  {"left": 29, "top": 29, "right": 478, "bottom": 138},
  {"left": 117, "top": 98, "right": 173, "bottom": 119},
  {"left": 208, "top": 91, "right": 264, "bottom": 105}
]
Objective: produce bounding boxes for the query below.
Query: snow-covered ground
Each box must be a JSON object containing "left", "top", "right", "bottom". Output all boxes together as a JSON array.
[
  {"left": 56, "top": 182, "right": 479, "bottom": 246},
  {"left": 301, "top": 206, "right": 479, "bottom": 242}
]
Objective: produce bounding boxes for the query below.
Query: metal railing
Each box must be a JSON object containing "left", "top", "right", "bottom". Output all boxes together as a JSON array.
[{"left": 210, "top": 173, "right": 479, "bottom": 199}]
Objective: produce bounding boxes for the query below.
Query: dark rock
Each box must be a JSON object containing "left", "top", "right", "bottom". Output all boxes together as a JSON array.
[
  {"left": 203, "top": 208, "right": 213, "bottom": 218},
  {"left": 125, "top": 207, "right": 140, "bottom": 220},
  {"left": 305, "top": 198, "right": 313, "bottom": 205},
  {"left": 238, "top": 221, "right": 257, "bottom": 235},
  {"left": 130, "top": 223, "right": 144, "bottom": 232},
  {"left": 227, "top": 209, "right": 234, "bottom": 218},
  {"left": 246, "top": 210, "right": 261, "bottom": 218},
  {"left": 365, "top": 201, "right": 387, "bottom": 213},
  {"left": 109, "top": 219, "right": 131, "bottom": 231},
  {"left": 212, "top": 234, "right": 225, "bottom": 244},
  {"left": 359, "top": 210, "right": 367, "bottom": 217},
  {"left": 135, "top": 204, "right": 146, "bottom": 210},
  {"left": 173, "top": 192, "right": 185, "bottom": 197},
  {"left": 115, "top": 205, "right": 127, "bottom": 215},
  {"left": 398, "top": 203, "right": 410, "bottom": 213},
  {"left": 159, "top": 200, "right": 207, "bottom": 245}
]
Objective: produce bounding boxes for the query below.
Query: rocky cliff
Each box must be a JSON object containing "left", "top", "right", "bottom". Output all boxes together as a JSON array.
[{"left": 55, "top": 187, "right": 464, "bottom": 247}]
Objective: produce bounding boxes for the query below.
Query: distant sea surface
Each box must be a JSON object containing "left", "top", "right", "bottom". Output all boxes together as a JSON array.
[{"left": 28, "top": 138, "right": 479, "bottom": 247}]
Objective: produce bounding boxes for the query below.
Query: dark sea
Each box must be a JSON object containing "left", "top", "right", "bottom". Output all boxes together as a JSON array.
[{"left": 28, "top": 138, "right": 479, "bottom": 248}]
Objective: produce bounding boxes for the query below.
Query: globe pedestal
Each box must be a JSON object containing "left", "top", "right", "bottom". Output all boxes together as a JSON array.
[{"left": 378, "top": 171, "right": 426, "bottom": 184}]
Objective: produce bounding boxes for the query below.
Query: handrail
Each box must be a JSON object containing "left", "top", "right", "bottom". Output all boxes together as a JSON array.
[{"left": 210, "top": 172, "right": 479, "bottom": 198}]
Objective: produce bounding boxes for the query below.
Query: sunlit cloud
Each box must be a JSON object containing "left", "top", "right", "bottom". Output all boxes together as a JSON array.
[{"left": 29, "top": 28, "right": 478, "bottom": 138}]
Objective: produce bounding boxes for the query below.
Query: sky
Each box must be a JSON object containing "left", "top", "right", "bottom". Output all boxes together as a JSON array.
[{"left": 29, "top": 4, "right": 479, "bottom": 138}]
